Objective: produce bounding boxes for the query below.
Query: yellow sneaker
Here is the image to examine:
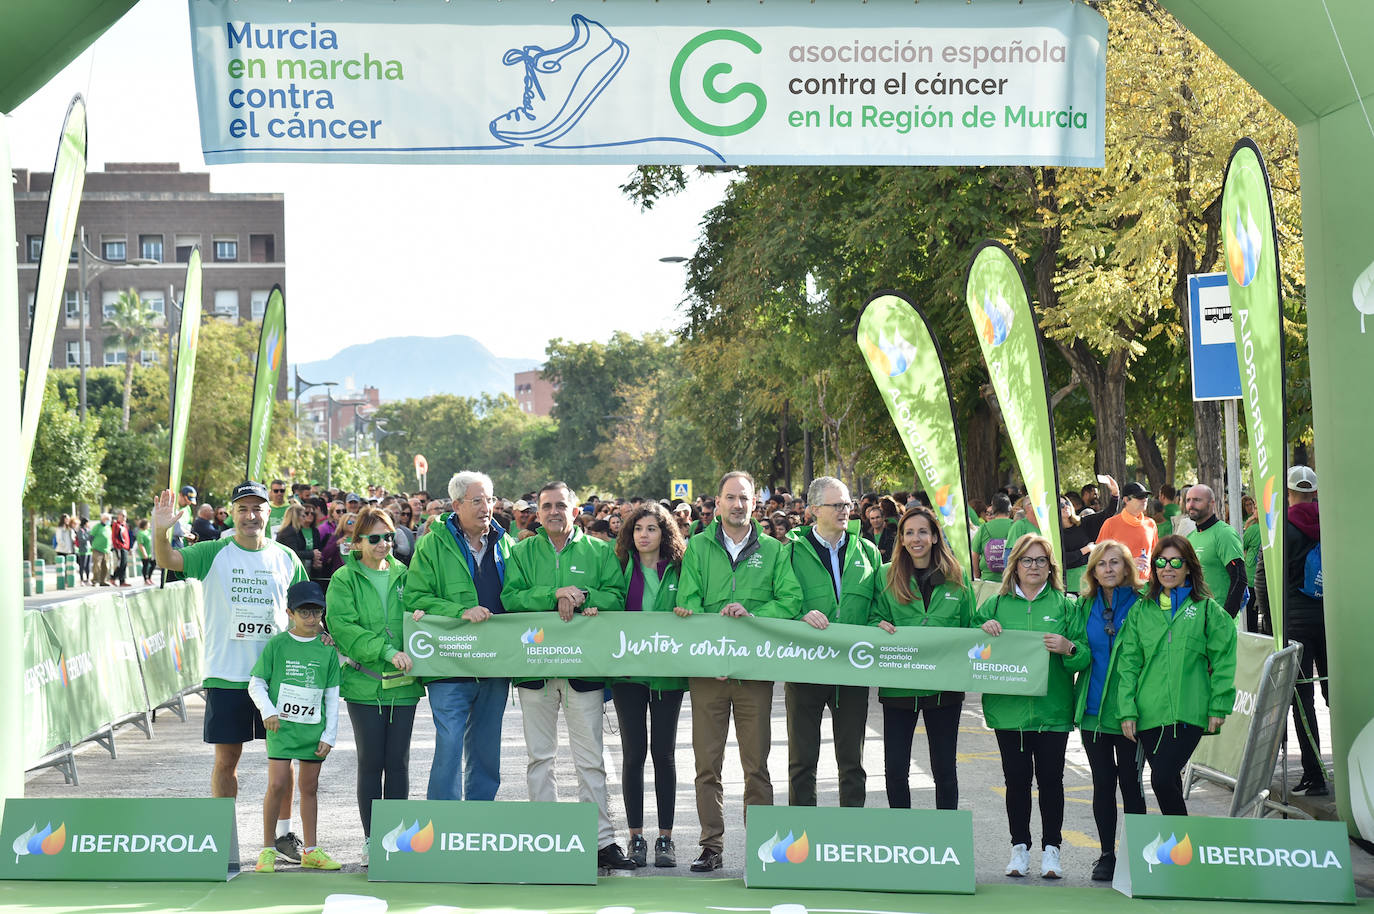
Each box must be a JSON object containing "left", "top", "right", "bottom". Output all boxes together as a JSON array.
[
  {"left": 301, "top": 847, "right": 341, "bottom": 871},
  {"left": 255, "top": 847, "right": 278, "bottom": 873}
]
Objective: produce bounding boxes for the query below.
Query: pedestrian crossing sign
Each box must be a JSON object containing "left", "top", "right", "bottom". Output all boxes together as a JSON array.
[{"left": 671, "top": 479, "right": 692, "bottom": 502}]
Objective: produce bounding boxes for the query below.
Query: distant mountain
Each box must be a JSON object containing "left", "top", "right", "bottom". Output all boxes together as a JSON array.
[{"left": 293, "top": 335, "right": 541, "bottom": 402}]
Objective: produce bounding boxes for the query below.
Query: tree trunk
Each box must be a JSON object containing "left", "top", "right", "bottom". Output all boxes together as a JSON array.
[
  {"left": 1133, "top": 426, "right": 1167, "bottom": 494},
  {"left": 123, "top": 354, "right": 135, "bottom": 430},
  {"left": 1166, "top": 433, "right": 1178, "bottom": 484},
  {"left": 779, "top": 399, "right": 791, "bottom": 492},
  {"left": 802, "top": 425, "right": 813, "bottom": 489},
  {"left": 963, "top": 398, "right": 1002, "bottom": 504}
]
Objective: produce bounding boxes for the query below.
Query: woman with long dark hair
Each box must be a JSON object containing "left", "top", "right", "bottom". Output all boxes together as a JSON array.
[
  {"left": 871, "top": 505, "right": 973, "bottom": 810},
  {"left": 611, "top": 502, "right": 688, "bottom": 869}
]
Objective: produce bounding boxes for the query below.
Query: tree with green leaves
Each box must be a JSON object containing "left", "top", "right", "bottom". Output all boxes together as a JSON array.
[
  {"left": 102, "top": 288, "right": 161, "bottom": 431},
  {"left": 25, "top": 380, "right": 104, "bottom": 559}
]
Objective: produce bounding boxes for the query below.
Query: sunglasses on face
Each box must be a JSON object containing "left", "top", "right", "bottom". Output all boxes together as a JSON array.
[
  {"left": 1155, "top": 556, "right": 1185, "bottom": 569},
  {"left": 271, "top": 488, "right": 285, "bottom": 493},
  {"left": 364, "top": 532, "right": 395, "bottom": 544}
]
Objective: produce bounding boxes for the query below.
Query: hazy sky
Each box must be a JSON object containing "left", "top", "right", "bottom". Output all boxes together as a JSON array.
[{"left": 6, "top": 0, "right": 727, "bottom": 363}]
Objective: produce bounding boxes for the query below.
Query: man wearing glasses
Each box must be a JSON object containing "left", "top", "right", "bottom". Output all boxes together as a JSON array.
[
  {"left": 267, "top": 479, "right": 291, "bottom": 536},
  {"left": 785, "top": 476, "right": 884, "bottom": 809},
  {"left": 151, "top": 480, "right": 311, "bottom": 863},
  {"left": 405, "top": 471, "right": 514, "bottom": 803},
  {"left": 502, "top": 481, "right": 636, "bottom": 870}
]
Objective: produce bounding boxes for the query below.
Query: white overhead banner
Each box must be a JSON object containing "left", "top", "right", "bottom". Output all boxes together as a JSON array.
[{"left": 187, "top": 0, "right": 1106, "bottom": 166}]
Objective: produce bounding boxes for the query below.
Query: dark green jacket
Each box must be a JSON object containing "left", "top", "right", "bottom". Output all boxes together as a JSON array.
[
  {"left": 617, "top": 559, "right": 688, "bottom": 693},
  {"left": 972, "top": 587, "right": 1089, "bottom": 732},
  {"left": 677, "top": 518, "right": 801, "bottom": 619},
  {"left": 786, "top": 525, "right": 884, "bottom": 625},
  {"left": 1115, "top": 589, "right": 1237, "bottom": 732},
  {"left": 327, "top": 550, "right": 423, "bottom": 705},
  {"left": 870, "top": 564, "right": 974, "bottom": 700}
]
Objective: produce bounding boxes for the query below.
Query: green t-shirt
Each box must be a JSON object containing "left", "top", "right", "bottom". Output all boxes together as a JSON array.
[
  {"left": 360, "top": 562, "right": 391, "bottom": 613},
  {"left": 135, "top": 528, "right": 153, "bottom": 558},
  {"left": 971, "top": 517, "right": 1014, "bottom": 582},
  {"left": 90, "top": 522, "right": 111, "bottom": 552},
  {"left": 1163, "top": 503, "right": 1183, "bottom": 534},
  {"left": 251, "top": 631, "right": 340, "bottom": 760},
  {"left": 268, "top": 503, "right": 289, "bottom": 531},
  {"left": 1188, "top": 520, "right": 1244, "bottom": 604},
  {"left": 302, "top": 526, "right": 316, "bottom": 551},
  {"left": 1007, "top": 518, "right": 1039, "bottom": 551},
  {"left": 638, "top": 562, "right": 662, "bottom": 612},
  {"left": 1242, "top": 522, "right": 1262, "bottom": 587}
]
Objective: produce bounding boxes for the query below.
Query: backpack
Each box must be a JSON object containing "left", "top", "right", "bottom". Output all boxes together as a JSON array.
[
  {"left": 984, "top": 537, "right": 1008, "bottom": 574},
  {"left": 1298, "top": 541, "right": 1323, "bottom": 599}
]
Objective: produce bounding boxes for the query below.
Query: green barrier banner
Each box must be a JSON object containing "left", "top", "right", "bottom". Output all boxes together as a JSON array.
[
  {"left": 22, "top": 612, "right": 68, "bottom": 766},
  {"left": 123, "top": 589, "right": 189, "bottom": 708},
  {"left": 965, "top": 241, "right": 1063, "bottom": 566},
  {"left": 168, "top": 249, "right": 203, "bottom": 496},
  {"left": 0, "top": 798, "right": 238, "bottom": 882},
  {"left": 367, "top": 800, "right": 596, "bottom": 884},
  {"left": 744, "top": 805, "right": 974, "bottom": 894},
  {"left": 18, "top": 96, "right": 87, "bottom": 476},
  {"left": 1115, "top": 813, "right": 1354, "bottom": 904},
  {"left": 42, "top": 600, "right": 144, "bottom": 739},
  {"left": 1221, "top": 139, "right": 1287, "bottom": 649},
  {"left": 245, "top": 285, "right": 285, "bottom": 482},
  {"left": 405, "top": 612, "right": 1049, "bottom": 695},
  {"left": 1188, "top": 632, "right": 1274, "bottom": 778},
  {"left": 857, "top": 292, "right": 972, "bottom": 574}
]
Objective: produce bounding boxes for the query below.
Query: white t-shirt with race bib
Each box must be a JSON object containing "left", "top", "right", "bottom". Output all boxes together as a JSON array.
[{"left": 180, "top": 537, "right": 307, "bottom": 687}]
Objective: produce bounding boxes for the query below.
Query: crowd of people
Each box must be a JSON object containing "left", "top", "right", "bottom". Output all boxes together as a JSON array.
[{"left": 137, "top": 461, "right": 1326, "bottom": 880}]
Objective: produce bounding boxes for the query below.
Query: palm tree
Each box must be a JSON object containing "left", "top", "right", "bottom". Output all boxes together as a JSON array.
[{"left": 102, "top": 288, "right": 160, "bottom": 430}]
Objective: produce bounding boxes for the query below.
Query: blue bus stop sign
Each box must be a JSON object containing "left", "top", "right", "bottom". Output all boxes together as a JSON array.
[{"left": 1188, "top": 272, "right": 1243, "bottom": 401}]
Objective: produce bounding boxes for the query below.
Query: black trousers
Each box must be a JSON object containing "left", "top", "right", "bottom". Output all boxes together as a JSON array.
[
  {"left": 994, "top": 729, "right": 1069, "bottom": 849},
  {"left": 881, "top": 698, "right": 961, "bottom": 810},
  {"left": 141, "top": 558, "right": 155, "bottom": 580},
  {"left": 611, "top": 683, "right": 685, "bottom": 830},
  {"left": 1140, "top": 723, "right": 1203, "bottom": 816},
  {"left": 1080, "top": 728, "right": 1146, "bottom": 853},
  {"left": 1284, "top": 613, "right": 1330, "bottom": 781},
  {"left": 346, "top": 701, "right": 417, "bottom": 835}
]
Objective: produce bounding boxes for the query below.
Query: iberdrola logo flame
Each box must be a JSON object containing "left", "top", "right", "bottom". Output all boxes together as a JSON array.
[
  {"left": 862, "top": 330, "right": 917, "bottom": 378},
  {"left": 12, "top": 822, "right": 66, "bottom": 862},
  {"left": 934, "top": 484, "right": 955, "bottom": 520},
  {"left": 1226, "top": 207, "right": 1263, "bottom": 288},
  {"left": 756, "top": 830, "right": 809, "bottom": 869},
  {"left": 380, "top": 819, "right": 434, "bottom": 860},
  {"left": 967, "top": 644, "right": 992, "bottom": 661},
  {"left": 1261, "top": 475, "right": 1279, "bottom": 550},
  {"left": 1031, "top": 487, "right": 1050, "bottom": 527},
  {"left": 265, "top": 327, "right": 284, "bottom": 373},
  {"left": 521, "top": 628, "right": 545, "bottom": 644},
  {"left": 975, "top": 291, "right": 1015, "bottom": 347},
  {"left": 1141, "top": 833, "right": 1193, "bottom": 872}
]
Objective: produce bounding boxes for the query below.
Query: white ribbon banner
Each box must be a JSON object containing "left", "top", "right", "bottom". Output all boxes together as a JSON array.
[{"left": 187, "top": 0, "right": 1106, "bottom": 166}]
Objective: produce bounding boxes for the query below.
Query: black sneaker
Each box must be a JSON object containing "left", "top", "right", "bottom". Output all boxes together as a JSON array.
[
  {"left": 273, "top": 831, "right": 303, "bottom": 864},
  {"left": 654, "top": 835, "right": 677, "bottom": 868},
  {"left": 1304, "top": 778, "right": 1330, "bottom": 797},
  {"left": 598, "top": 842, "right": 639, "bottom": 870},
  {"left": 1091, "top": 852, "right": 1116, "bottom": 882},
  {"left": 629, "top": 834, "right": 649, "bottom": 868},
  {"left": 690, "top": 847, "right": 723, "bottom": 872}
]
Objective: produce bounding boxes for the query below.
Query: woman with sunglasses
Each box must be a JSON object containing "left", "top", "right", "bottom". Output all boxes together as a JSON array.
[
  {"left": 871, "top": 505, "right": 973, "bottom": 811},
  {"left": 276, "top": 504, "right": 326, "bottom": 582},
  {"left": 1073, "top": 540, "right": 1145, "bottom": 881},
  {"left": 326, "top": 505, "right": 421, "bottom": 866},
  {"left": 974, "top": 534, "right": 1088, "bottom": 880},
  {"left": 1116, "top": 535, "right": 1236, "bottom": 816}
]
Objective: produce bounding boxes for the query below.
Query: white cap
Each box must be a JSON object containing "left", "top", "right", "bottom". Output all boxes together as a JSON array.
[{"left": 1286, "top": 465, "right": 1317, "bottom": 492}]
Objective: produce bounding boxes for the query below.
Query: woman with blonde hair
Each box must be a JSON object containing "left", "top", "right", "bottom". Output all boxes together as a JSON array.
[
  {"left": 1073, "top": 540, "right": 1145, "bottom": 881},
  {"left": 974, "top": 533, "right": 1088, "bottom": 880},
  {"left": 276, "top": 503, "right": 325, "bottom": 581},
  {"left": 871, "top": 505, "right": 973, "bottom": 810}
]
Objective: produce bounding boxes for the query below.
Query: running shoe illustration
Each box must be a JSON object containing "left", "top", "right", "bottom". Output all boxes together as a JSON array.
[{"left": 489, "top": 15, "right": 629, "bottom": 145}]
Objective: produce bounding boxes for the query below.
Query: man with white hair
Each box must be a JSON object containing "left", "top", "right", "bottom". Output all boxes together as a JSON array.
[
  {"left": 405, "top": 470, "right": 513, "bottom": 802},
  {"left": 1185, "top": 484, "right": 1246, "bottom": 617}
]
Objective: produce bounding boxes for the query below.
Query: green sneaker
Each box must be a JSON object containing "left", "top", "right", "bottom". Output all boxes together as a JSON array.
[
  {"left": 301, "top": 847, "right": 342, "bottom": 871},
  {"left": 254, "top": 847, "right": 278, "bottom": 873}
]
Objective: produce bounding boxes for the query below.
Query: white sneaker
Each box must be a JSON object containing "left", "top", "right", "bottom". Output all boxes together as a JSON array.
[
  {"left": 361, "top": 836, "right": 370, "bottom": 867},
  {"left": 1006, "top": 843, "right": 1030, "bottom": 877},
  {"left": 1041, "top": 844, "right": 1062, "bottom": 879}
]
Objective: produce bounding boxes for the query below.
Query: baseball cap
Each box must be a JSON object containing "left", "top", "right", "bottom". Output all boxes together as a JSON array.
[
  {"left": 287, "top": 580, "right": 326, "bottom": 610},
  {"left": 673, "top": 502, "right": 692, "bottom": 515},
  {"left": 179, "top": 485, "right": 197, "bottom": 502},
  {"left": 514, "top": 499, "right": 532, "bottom": 512},
  {"left": 1287, "top": 465, "right": 1318, "bottom": 492},
  {"left": 230, "top": 480, "right": 270, "bottom": 503},
  {"left": 345, "top": 492, "right": 361, "bottom": 503},
  {"left": 1122, "top": 481, "right": 1152, "bottom": 500}
]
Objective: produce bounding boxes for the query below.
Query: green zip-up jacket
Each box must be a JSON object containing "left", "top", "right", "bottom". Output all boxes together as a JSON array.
[
  {"left": 972, "top": 587, "right": 1089, "bottom": 732},
  {"left": 502, "top": 526, "right": 626, "bottom": 687},
  {"left": 786, "top": 525, "right": 884, "bottom": 625},
  {"left": 327, "top": 550, "right": 423, "bottom": 705},
  {"left": 403, "top": 513, "right": 515, "bottom": 685},
  {"left": 677, "top": 518, "right": 802, "bottom": 620},
  {"left": 1114, "top": 590, "right": 1237, "bottom": 732},
  {"left": 870, "top": 564, "right": 973, "bottom": 700},
  {"left": 618, "top": 559, "right": 688, "bottom": 694}
]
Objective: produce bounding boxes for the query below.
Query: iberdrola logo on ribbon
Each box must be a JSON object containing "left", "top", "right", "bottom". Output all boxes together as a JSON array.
[
  {"left": 756, "top": 830, "right": 809, "bottom": 869},
  {"left": 521, "top": 628, "right": 545, "bottom": 645},
  {"left": 1226, "top": 206, "right": 1263, "bottom": 287},
  {"left": 1261, "top": 475, "right": 1279, "bottom": 549},
  {"left": 381, "top": 820, "right": 434, "bottom": 861},
  {"left": 1030, "top": 486, "right": 1050, "bottom": 528},
  {"left": 12, "top": 822, "right": 66, "bottom": 862},
  {"left": 265, "top": 327, "right": 284, "bottom": 372},
  {"left": 934, "top": 484, "right": 955, "bottom": 521},
  {"left": 1142, "top": 833, "right": 1193, "bottom": 872},
  {"left": 974, "top": 291, "right": 1015, "bottom": 347},
  {"left": 861, "top": 330, "right": 917, "bottom": 378},
  {"left": 967, "top": 643, "right": 992, "bottom": 661}
]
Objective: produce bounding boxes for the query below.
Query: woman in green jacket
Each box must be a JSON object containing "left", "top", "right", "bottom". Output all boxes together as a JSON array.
[
  {"left": 1117, "top": 534, "right": 1237, "bottom": 816},
  {"left": 974, "top": 534, "right": 1089, "bottom": 881},
  {"left": 1074, "top": 540, "right": 1146, "bottom": 882},
  {"left": 610, "top": 503, "right": 688, "bottom": 869},
  {"left": 326, "top": 506, "right": 422, "bottom": 865},
  {"left": 871, "top": 505, "right": 973, "bottom": 811}
]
